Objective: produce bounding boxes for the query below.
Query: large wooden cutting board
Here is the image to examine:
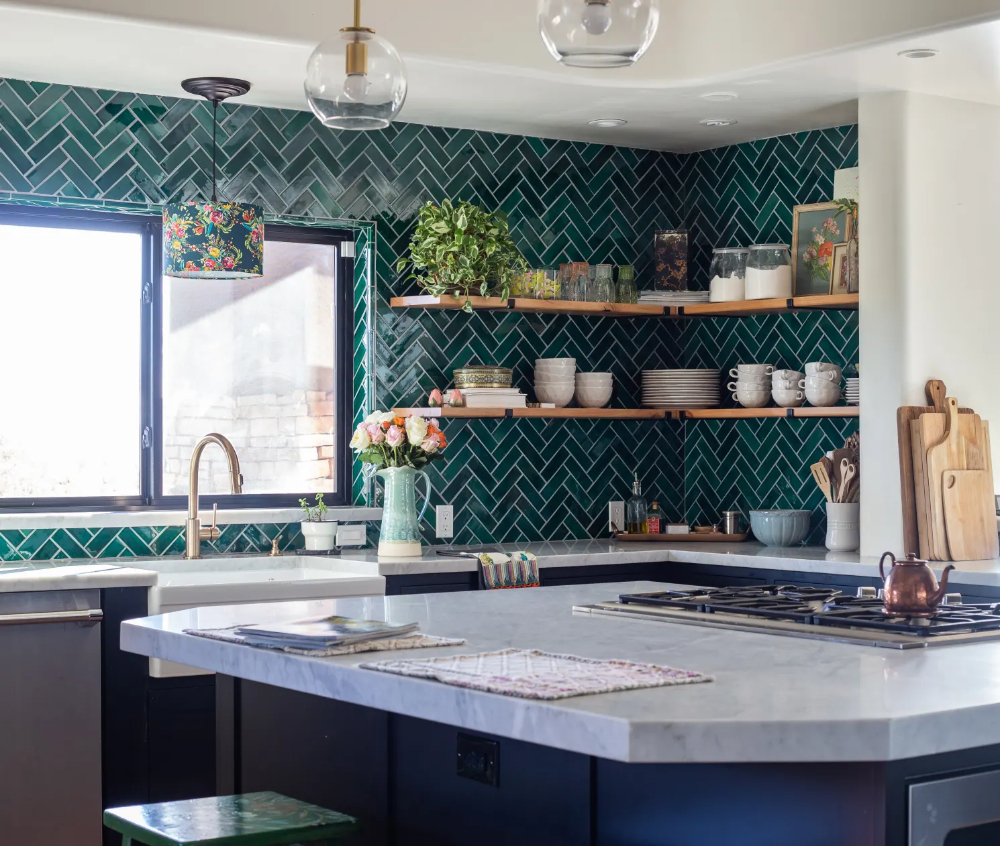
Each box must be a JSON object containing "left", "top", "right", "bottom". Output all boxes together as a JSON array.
[
  {"left": 897, "top": 380, "right": 975, "bottom": 554},
  {"left": 943, "top": 470, "right": 1000, "bottom": 560},
  {"left": 924, "top": 398, "right": 973, "bottom": 560}
]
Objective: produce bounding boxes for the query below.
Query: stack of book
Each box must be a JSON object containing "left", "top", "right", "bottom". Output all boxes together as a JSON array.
[
  {"left": 461, "top": 387, "right": 527, "bottom": 409},
  {"left": 236, "top": 615, "right": 419, "bottom": 650}
]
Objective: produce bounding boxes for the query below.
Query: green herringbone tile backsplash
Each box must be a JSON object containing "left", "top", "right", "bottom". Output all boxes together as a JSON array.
[{"left": 0, "top": 74, "right": 857, "bottom": 553}]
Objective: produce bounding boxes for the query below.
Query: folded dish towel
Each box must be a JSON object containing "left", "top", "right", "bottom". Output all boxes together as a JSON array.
[
  {"left": 479, "top": 552, "right": 540, "bottom": 589},
  {"left": 360, "top": 648, "right": 712, "bottom": 700},
  {"left": 184, "top": 626, "right": 466, "bottom": 657}
]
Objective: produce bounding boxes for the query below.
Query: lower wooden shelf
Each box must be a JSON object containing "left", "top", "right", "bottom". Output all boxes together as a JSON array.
[{"left": 392, "top": 406, "right": 860, "bottom": 420}]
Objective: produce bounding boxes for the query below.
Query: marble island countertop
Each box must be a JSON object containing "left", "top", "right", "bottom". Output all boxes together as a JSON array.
[{"left": 121, "top": 581, "right": 1000, "bottom": 765}]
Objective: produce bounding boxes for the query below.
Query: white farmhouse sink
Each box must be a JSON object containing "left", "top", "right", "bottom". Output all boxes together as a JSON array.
[{"left": 140, "top": 554, "right": 385, "bottom": 677}]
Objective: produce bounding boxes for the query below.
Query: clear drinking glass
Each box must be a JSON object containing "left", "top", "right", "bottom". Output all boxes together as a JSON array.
[
  {"left": 566, "top": 262, "right": 590, "bottom": 301},
  {"left": 591, "top": 264, "right": 614, "bottom": 303},
  {"left": 533, "top": 268, "right": 560, "bottom": 300},
  {"left": 615, "top": 265, "right": 638, "bottom": 304}
]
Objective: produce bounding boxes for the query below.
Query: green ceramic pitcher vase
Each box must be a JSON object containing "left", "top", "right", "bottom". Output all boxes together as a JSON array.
[{"left": 377, "top": 466, "right": 432, "bottom": 557}]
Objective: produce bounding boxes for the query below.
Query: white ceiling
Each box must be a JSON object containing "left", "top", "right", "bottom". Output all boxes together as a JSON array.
[{"left": 2, "top": 0, "right": 1000, "bottom": 151}]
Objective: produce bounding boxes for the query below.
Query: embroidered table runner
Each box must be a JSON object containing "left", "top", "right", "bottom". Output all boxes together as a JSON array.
[
  {"left": 360, "top": 648, "right": 712, "bottom": 700},
  {"left": 185, "top": 626, "right": 465, "bottom": 657}
]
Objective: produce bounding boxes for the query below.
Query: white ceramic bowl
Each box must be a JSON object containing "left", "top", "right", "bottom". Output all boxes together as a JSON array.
[
  {"left": 535, "top": 361, "right": 576, "bottom": 371},
  {"left": 728, "top": 381, "right": 772, "bottom": 392},
  {"left": 772, "top": 378, "right": 805, "bottom": 390},
  {"left": 805, "top": 387, "right": 841, "bottom": 407},
  {"left": 575, "top": 386, "right": 613, "bottom": 408},
  {"left": 730, "top": 364, "right": 774, "bottom": 378},
  {"left": 535, "top": 368, "right": 576, "bottom": 381},
  {"left": 534, "top": 384, "right": 575, "bottom": 407},
  {"left": 734, "top": 390, "right": 771, "bottom": 408},
  {"left": 772, "top": 369, "right": 805, "bottom": 382},
  {"left": 535, "top": 380, "right": 576, "bottom": 390},
  {"left": 772, "top": 388, "right": 804, "bottom": 408},
  {"left": 805, "top": 362, "right": 841, "bottom": 378},
  {"left": 535, "top": 358, "right": 576, "bottom": 367},
  {"left": 576, "top": 372, "right": 613, "bottom": 381},
  {"left": 805, "top": 375, "right": 841, "bottom": 389}
]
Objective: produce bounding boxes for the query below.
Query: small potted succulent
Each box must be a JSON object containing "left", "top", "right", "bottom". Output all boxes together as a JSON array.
[{"left": 299, "top": 493, "right": 338, "bottom": 551}]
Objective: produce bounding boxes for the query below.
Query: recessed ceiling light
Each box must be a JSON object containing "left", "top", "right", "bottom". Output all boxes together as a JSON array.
[
  {"left": 700, "top": 118, "right": 737, "bottom": 127},
  {"left": 898, "top": 48, "right": 939, "bottom": 59},
  {"left": 589, "top": 118, "right": 627, "bottom": 128},
  {"left": 700, "top": 91, "right": 739, "bottom": 102}
]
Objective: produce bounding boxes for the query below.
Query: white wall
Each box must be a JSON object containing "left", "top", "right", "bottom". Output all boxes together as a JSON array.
[{"left": 859, "top": 91, "right": 1000, "bottom": 555}]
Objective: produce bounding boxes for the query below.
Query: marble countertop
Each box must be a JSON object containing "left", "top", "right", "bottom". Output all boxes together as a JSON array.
[
  {"left": 121, "top": 581, "right": 1000, "bottom": 764},
  {"left": 338, "top": 539, "right": 1000, "bottom": 590},
  {"left": 0, "top": 561, "right": 157, "bottom": 592}
]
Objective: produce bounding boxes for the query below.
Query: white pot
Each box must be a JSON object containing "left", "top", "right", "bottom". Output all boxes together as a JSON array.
[{"left": 301, "top": 521, "right": 339, "bottom": 551}]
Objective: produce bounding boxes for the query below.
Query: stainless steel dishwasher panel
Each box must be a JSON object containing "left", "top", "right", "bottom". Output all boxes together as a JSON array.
[
  {"left": 910, "top": 766, "right": 1000, "bottom": 845},
  {"left": 0, "top": 589, "right": 103, "bottom": 845}
]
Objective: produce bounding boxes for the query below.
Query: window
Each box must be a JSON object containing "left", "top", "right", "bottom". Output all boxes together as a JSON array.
[{"left": 0, "top": 207, "right": 353, "bottom": 510}]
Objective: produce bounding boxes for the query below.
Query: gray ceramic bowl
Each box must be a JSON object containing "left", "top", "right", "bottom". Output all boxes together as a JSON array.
[{"left": 749, "top": 510, "right": 811, "bottom": 547}]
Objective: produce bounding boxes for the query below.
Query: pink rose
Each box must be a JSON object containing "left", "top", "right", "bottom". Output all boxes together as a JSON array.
[
  {"left": 368, "top": 424, "right": 386, "bottom": 444},
  {"left": 427, "top": 388, "right": 444, "bottom": 408},
  {"left": 386, "top": 425, "right": 405, "bottom": 447},
  {"left": 421, "top": 433, "right": 441, "bottom": 454}
]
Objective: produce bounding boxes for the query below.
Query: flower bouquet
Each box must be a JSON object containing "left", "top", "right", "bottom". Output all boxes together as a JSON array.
[{"left": 351, "top": 412, "right": 448, "bottom": 470}]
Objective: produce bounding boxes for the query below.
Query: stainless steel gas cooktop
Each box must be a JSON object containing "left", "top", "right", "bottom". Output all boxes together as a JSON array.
[{"left": 573, "top": 585, "right": 1000, "bottom": 649}]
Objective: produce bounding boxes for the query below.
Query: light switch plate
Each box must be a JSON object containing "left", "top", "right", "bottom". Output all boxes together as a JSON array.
[
  {"left": 609, "top": 500, "right": 625, "bottom": 532},
  {"left": 335, "top": 524, "right": 366, "bottom": 547},
  {"left": 436, "top": 504, "right": 454, "bottom": 538}
]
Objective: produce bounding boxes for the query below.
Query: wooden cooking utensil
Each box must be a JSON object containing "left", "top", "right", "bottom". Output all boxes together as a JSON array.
[
  {"left": 942, "top": 470, "right": 1000, "bottom": 560},
  {"left": 838, "top": 462, "right": 857, "bottom": 504},
  {"left": 897, "top": 380, "right": 975, "bottom": 554},
  {"left": 811, "top": 462, "right": 833, "bottom": 503},
  {"left": 924, "top": 398, "right": 970, "bottom": 561}
]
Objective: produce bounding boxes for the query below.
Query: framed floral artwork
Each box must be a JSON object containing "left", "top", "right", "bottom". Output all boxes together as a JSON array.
[
  {"left": 830, "top": 243, "right": 849, "bottom": 294},
  {"left": 791, "top": 202, "right": 854, "bottom": 295}
]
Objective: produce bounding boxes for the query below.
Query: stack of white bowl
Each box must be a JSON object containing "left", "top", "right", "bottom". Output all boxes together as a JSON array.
[
  {"left": 845, "top": 376, "right": 859, "bottom": 406},
  {"left": 575, "top": 372, "right": 613, "bottom": 408},
  {"left": 534, "top": 358, "right": 576, "bottom": 408},
  {"left": 804, "top": 362, "right": 842, "bottom": 407},
  {"left": 772, "top": 368, "right": 806, "bottom": 408},
  {"left": 727, "top": 364, "right": 773, "bottom": 408}
]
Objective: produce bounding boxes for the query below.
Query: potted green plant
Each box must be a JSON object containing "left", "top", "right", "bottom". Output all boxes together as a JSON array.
[
  {"left": 396, "top": 199, "right": 528, "bottom": 312},
  {"left": 299, "top": 493, "right": 337, "bottom": 551}
]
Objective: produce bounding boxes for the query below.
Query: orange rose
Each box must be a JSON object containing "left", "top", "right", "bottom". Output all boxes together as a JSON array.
[
  {"left": 818, "top": 241, "right": 834, "bottom": 259},
  {"left": 382, "top": 420, "right": 391, "bottom": 430},
  {"left": 394, "top": 416, "right": 405, "bottom": 427}
]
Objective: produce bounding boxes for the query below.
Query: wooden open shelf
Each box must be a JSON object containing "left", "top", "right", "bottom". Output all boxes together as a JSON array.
[
  {"left": 393, "top": 406, "right": 860, "bottom": 421},
  {"left": 388, "top": 293, "right": 858, "bottom": 319}
]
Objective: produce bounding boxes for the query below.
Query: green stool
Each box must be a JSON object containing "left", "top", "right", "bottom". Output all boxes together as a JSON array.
[{"left": 103, "top": 791, "right": 358, "bottom": 846}]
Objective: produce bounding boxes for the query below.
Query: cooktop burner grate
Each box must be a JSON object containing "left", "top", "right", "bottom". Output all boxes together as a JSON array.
[{"left": 617, "top": 587, "right": 1000, "bottom": 638}]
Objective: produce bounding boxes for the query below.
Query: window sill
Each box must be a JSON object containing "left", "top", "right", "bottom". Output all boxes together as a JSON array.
[{"left": 0, "top": 506, "right": 382, "bottom": 532}]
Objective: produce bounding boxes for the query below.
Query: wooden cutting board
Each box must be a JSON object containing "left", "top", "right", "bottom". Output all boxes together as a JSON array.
[
  {"left": 943, "top": 470, "right": 999, "bottom": 560},
  {"left": 924, "top": 398, "right": 972, "bottom": 560},
  {"left": 897, "top": 380, "right": 974, "bottom": 554},
  {"left": 909, "top": 419, "right": 933, "bottom": 560}
]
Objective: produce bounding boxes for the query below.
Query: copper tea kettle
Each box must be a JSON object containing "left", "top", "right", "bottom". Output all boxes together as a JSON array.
[{"left": 879, "top": 552, "right": 955, "bottom": 616}]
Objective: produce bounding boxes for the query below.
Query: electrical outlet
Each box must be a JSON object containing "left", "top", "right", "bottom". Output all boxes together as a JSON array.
[
  {"left": 335, "top": 524, "right": 366, "bottom": 547},
  {"left": 436, "top": 504, "right": 454, "bottom": 538},
  {"left": 608, "top": 500, "right": 625, "bottom": 532}
]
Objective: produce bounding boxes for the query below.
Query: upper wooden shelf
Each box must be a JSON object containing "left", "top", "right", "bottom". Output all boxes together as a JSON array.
[
  {"left": 393, "top": 406, "right": 860, "bottom": 421},
  {"left": 388, "top": 293, "right": 859, "bottom": 319}
]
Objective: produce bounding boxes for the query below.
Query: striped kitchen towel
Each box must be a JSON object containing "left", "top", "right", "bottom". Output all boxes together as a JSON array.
[{"left": 478, "top": 552, "right": 540, "bottom": 589}]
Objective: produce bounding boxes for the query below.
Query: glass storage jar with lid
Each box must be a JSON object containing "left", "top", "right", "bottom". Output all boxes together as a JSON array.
[
  {"left": 745, "top": 244, "right": 792, "bottom": 301},
  {"left": 708, "top": 248, "right": 749, "bottom": 303}
]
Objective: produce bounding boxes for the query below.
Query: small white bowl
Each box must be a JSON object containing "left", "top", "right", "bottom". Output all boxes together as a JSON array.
[
  {"left": 535, "top": 376, "right": 576, "bottom": 386},
  {"left": 772, "top": 388, "right": 804, "bottom": 408},
  {"left": 729, "top": 372, "right": 770, "bottom": 385},
  {"left": 805, "top": 387, "right": 841, "bottom": 407},
  {"left": 805, "top": 375, "right": 841, "bottom": 389},
  {"left": 575, "top": 386, "right": 613, "bottom": 408},
  {"left": 772, "top": 369, "right": 805, "bottom": 382},
  {"left": 535, "top": 384, "right": 575, "bottom": 407},
  {"left": 730, "top": 364, "right": 774, "bottom": 378},
  {"left": 728, "top": 381, "right": 772, "bottom": 393},
  {"left": 535, "top": 358, "right": 576, "bottom": 367},
  {"left": 734, "top": 390, "right": 771, "bottom": 408},
  {"left": 576, "top": 371, "right": 613, "bottom": 380},
  {"left": 772, "top": 378, "right": 805, "bottom": 391},
  {"left": 805, "top": 362, "right": 841, "bottom": 378}
]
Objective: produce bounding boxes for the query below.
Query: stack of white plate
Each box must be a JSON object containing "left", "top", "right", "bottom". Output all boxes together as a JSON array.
[
  {"left": 845, "top": 377, "right": 860, "bottom": 406},
  {"left": 641, "top": 369, "right": 721, "bottom": 408},
  {"left": 638, "top": 290, "right": 711, "bottom": 305}
]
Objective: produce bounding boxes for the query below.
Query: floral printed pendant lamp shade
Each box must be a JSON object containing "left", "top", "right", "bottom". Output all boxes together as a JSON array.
[{"left": 163, "top": 77, "right": 264, "bottom": 279}]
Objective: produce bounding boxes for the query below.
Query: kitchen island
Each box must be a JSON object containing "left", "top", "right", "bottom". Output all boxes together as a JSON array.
[{"left": 122, "top": 581, "right": 1000, "bottom": 846}]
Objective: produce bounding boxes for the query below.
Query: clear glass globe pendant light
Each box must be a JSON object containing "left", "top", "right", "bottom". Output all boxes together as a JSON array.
[
  {"left": 305, "top": 0, "right": 407, "bottom": 130},
  {"left": 538, "top": 0, "right": 660, "bottom": 68}
]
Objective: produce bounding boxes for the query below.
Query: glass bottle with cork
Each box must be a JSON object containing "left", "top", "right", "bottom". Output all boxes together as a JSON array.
[{"left": 626, "top": 470, "right": 648, "bottom": 534}]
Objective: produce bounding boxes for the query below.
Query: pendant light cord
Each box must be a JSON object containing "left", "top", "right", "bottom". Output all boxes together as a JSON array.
[{"left": 211, "top": 99, "right": 219, "bottom": 204}]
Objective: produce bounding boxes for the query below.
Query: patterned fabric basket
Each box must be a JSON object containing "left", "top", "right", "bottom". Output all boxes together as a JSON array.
[{"left": 479, "top": 552, "right": 540, "bottom": 589}]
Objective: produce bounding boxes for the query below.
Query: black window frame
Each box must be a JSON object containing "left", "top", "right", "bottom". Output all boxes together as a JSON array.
[{"left": 0, "top": 204, "right": 354, "bottom": 512}]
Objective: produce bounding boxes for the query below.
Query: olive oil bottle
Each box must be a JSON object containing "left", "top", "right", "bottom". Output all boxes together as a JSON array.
[{"left": 626, "top": 470, "right": 648, "bottom": 534}]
